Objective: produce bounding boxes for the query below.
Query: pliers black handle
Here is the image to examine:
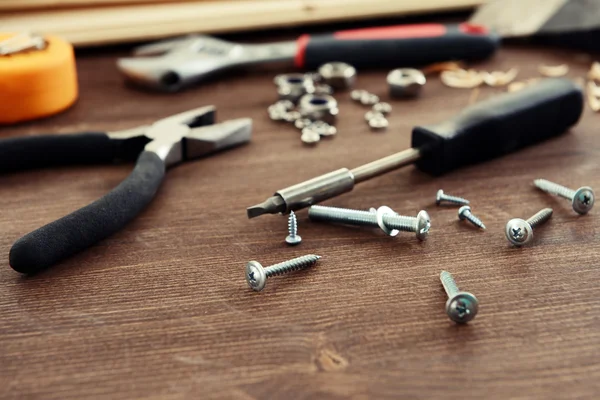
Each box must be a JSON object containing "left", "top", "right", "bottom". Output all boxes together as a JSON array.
[{"left": 3, "top": 107, "right": 252, "bottom": 274}]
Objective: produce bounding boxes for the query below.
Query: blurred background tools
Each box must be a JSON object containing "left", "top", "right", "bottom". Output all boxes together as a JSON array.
[
  {"left": 117, "top": 23, "right": 499, "bottom": 91},
  {"left": 5, "top": 106, "right": 252, "bottom": 274},
  {"left": 471, "top": 0, "right": 600, "bottom": 52},
  {"left": 247, "top": 79, "right": 583, "bottom": 218},
  {"left": 0, "top": 1, "right": 485, "bottom": 47},
  {"left": 0, "top": 32, "right": 77, "bottom": 124}
]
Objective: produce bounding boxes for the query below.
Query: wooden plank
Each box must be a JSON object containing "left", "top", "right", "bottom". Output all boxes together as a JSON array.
[{"left": 0, "top": 0, "right": 485, "bottom": 47}]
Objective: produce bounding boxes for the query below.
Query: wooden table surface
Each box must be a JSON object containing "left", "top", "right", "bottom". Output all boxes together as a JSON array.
[{"left": 1, "top": 30, "right": 600, "bottom": 399}]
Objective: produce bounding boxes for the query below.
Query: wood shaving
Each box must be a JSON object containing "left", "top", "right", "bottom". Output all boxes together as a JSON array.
[
  {"left": 422, "top": 61, "right": 464, "bottom": 75},
  {"left": 507, "top": 78, "right": 540, "bottom": 93},
  {"left": 586, "top": 81, "right": 600, "bottom": 112},
  {"left": 588, "top": 62, "right": 600, "bottom": 82},
  {"left": 481, "top": 68, "right": 519, "bottom": 87},
  {"left": 440, "top": 69, "right": 483, "bottom": 89},
  {"left": 538, "top": 64, "right": 569, "bottom": 77}
]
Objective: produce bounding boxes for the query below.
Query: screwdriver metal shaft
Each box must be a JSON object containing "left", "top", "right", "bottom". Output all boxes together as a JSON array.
[
  {"left": 247, "top": 79, "right": 583, "bottom": 219},
  {"left": 247, "top": 148, "right": 421, "bottom": 218}
]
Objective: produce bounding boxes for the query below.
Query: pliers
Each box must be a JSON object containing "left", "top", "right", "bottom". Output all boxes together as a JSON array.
[{"left": 2, "top": 106, "right": 252, "bottom": 274}]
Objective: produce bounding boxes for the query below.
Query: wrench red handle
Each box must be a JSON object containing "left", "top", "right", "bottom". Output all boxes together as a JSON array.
[{"left": 294, "top": 23, "right": 499, "bottom": 69}]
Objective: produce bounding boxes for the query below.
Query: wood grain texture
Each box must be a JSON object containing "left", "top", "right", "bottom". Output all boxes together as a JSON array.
[
  {"left": 0, "top": 0, "right": 484, "bottom": 46},
  {"left": 1, "top": 39, "right": 600, "bottom": 399}
]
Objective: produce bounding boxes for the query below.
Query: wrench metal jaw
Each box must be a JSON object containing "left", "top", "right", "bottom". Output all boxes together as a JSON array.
[{"left": 117, "top": 35, "right": 296, "bottom": 91}]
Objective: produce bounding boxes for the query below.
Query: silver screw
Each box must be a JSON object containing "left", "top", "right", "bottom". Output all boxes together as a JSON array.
[
  {"left": 458, "top": 206, "right": 486, "bottom": 229},
  {"left": 245, "top": 254, "right": 321, "bottom": 292},
  {"left": 285, "top": 211, "right": 302, "bottom": 245},
  {"left": 440, "top": 271, "right": 479, "bottom": 324},
  {"left": 505, "top": 208, "right": 553, "bottom": 246},
  {"left": 436, "top": 189, "right": 469, "bottom": 206},
  {"left": 308, "top": 205, "right": 430, "bottom": 240},
  {"left": 534, "top": 179, "right": 595, "bottom": 215}
]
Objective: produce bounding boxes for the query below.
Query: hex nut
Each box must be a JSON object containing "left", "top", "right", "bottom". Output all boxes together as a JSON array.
[
  {"left": 294, "top": 118, "right": 313, "bottom": 130},
  {"left": 351, "top": 89, "right": 368, "bottom": 101},
  {"left": 369, "top": 115, "right": 388, "bottom": 130},
  {"left": 267, "top": 104, "right": 287, "bottom": 121},
  {"left": 364, "top": 110, "right": 383, "bottom": 121},
  {"left": 283, "top": 111, "right": 301, "bottom": 122},
  {"left": 387, "top": 68, "right": 426, "bottom": 98},
  {"left": 373, "top": 102, "right": 392, "bottom": 114},
  {"left": 318, "top": 62, "right": 357, "bottom": 90},
  {"left": 301, "top": 128, "right": 321, "bottom": 145},
  {"left": 360, "top": 92, "right": 380, "bottom": 106},
  {"left": 310, "top": 120, "right": 337, "bottom": 137},
  {"left": 298, "top": 94, "right": 339, "bottom": 125},
  {"left": 276, "top": 73, "right": 315, "bottom": 103}
]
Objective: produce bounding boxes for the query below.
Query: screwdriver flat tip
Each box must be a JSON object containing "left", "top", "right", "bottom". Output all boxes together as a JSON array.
[{"left": 246, "top": 196, "right": 286, "bottom": 218}]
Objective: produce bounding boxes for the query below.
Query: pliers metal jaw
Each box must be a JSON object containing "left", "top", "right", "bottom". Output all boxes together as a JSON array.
[{"left": 4, "top": 106, "right": 252, "bottom": 274}]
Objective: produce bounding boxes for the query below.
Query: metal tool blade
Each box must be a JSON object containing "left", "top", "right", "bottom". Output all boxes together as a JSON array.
[
  {"left": 184, "top": 118, "right": 252, "bottom": 160},
  {"left": 117, "top": 35, "right": 296, "bottom": 91}
]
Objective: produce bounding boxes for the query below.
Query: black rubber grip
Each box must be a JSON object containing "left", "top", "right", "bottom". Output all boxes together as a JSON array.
[
  {"left": 0, "top": 132, "right": 114, "bottom": 172},
  {"left": 9, "top": 151, "right": 166, "bottom": 274},
  {"left": 412, "top": 78, "right": 584, "bottom": 176},
  {"left": 297, "top": 23, "right": 500, "bottom": 70}
]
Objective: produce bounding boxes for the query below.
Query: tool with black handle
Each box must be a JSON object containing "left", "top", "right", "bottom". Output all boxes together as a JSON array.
[
  {"left": 117, "top": 23, "right": 499, "bottom": 91},
  {"left": 4, "top": 106, "right": 252, "bottom": 274},
  {"left": 247, "top": 79, "right": 584, "bottom": 218}
]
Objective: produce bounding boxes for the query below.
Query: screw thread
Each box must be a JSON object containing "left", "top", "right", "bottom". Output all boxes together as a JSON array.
[
  {"left": 309, "top": 205, "right": 376, "bottom": 227},
  {"left": 309, "top": 205, "right": 417, "bottom": 232},
  {"left": 463, "top": 210, "right": 486, "bottom": 229},
  {"left": 381, "top": 214, "right": 416, "bottom": 232},
  {"left": 534, "top": 179, "right": 575, "bottom": 200},
  {"left": 526, "top": 208, "right": 553, "bottom": 229},
  {"left": 265, "top": 255, "right": 321, "bottom": 277},
  {"left": 440, "top": 271, "right": 459, "bottom": 297},
  {"left": 288, "top": 211, "right": 298, "bottom": 238},
  {"left": 442, "top": 194, "right": 470, "bottom": 206}
]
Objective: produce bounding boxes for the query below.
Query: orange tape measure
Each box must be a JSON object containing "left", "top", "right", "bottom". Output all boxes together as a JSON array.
[{"left": 0, "top": 33, "right": 78, "bottom": 125}]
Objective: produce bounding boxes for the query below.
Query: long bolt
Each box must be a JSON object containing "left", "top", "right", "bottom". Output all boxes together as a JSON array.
[
  {"left": 534, "top": 179, "right": 594, "bottom": 215},
  {"left": 285, "top": 211, "right": 302, "bottom": 245},
  {"left": 436, "top": 189, "right": 469, "bottom": 206},
  {"left": 245, "top": 254, "right": 321, "bottom": 292},
  {"left": 505, "top": 208, "right": 553, "bottom": 246},
  {"left": 440, "top": 271, "right": 479, "bottom": 324},
  {"left": 308, "top": 205, "right": 430, "bottom": 240},
  {"left": 458, "top": 206, "right": 486, "bottom": 229}
]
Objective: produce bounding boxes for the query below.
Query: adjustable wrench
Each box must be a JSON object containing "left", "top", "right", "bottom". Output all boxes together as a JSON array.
[{"left": 117, "top": 23, "right": 500, "bottom": 91}]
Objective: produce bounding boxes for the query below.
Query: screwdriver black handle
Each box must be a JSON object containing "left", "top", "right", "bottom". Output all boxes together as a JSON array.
[
  {"left": 295, "top": 23, "right": 499, "bottom": 70},
  {"left": 412, "top": 78, "right": 584, "bottom": 176}
]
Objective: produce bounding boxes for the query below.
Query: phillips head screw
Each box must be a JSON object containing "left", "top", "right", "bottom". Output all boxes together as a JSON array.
[
  {"left": 245, "top": 254, "right": 321, "bottom": 292},
  {"left": 440, "top": 271, "right": 479, "bottom": 324},
  {"left": 285, "top": 211, "right": 302, "bottom": 245},
  {"left": 436, "top": 189, "right": 470, "bottom": 206},
  {"left": 534, "top": 179, "right": 594, "bottom": 215},
  {"left": 458, "top": 206, "right": 486, "bottom": 229},
  {"left": 505, "top": 208, "right": 553, "bottom": 246},
  {"left": 308, "top": 205, "right": 430, "bottom": 240}
]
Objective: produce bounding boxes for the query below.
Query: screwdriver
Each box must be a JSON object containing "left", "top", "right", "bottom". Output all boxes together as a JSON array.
[{"left": 248, "top": 79, "right": 583, "bottom": 218}]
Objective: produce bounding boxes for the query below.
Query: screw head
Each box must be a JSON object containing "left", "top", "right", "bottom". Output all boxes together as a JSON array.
[
  {"left": 446, "top": 291, "right": 479, "bottom": 323},
  {"left": 572, "top": 187, "right": 595, "bottom": 215},
  {"left": 245, "top": 261, "right": 267, "bottom": 291},
  {"left": 436, "top": 189, "right": 444, "bottom": 205},
  {"left": 285, "top": 234, "right": 302, "bottom": 245},
  {"left": 415, "top": 210, "right": 431, "bottom": 240},
  {"left": 458, "top": 205, "right": 471, "bottom": 220},
  {"left": 505, "top": 218, "right": 533, "bottom": 246}
]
